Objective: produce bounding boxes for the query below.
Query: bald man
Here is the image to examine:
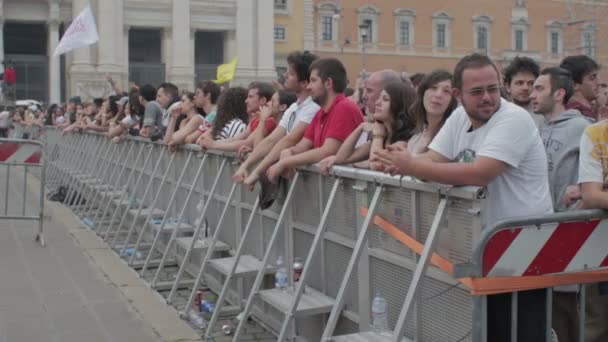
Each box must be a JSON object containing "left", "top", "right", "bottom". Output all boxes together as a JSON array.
[{"left": 362, "top": 69, "right": 402, "bottom": 120}]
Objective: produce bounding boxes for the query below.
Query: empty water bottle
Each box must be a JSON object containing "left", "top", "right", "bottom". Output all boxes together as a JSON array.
[
  {"left": 188, "top": 310, "right": 208, "bottom": 329},
  {"left": 372, "top": 291, "right": 388, "bottom": 334},
  {"left": 82, "top": 217, "right": 95, "bottom": 229},
  {"left": 275, "top": 256, "right": 288, "bottom": 292}
]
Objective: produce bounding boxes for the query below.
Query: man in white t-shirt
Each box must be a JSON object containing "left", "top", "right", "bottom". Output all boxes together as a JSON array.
[
  {"left": 232, "top": 51, "right": 321, "bottom": 186},
  {"left": 372, "top": 53, "right": 553, "bottom": 342}
]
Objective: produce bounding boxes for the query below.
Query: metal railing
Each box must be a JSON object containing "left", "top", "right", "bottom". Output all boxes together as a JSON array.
[{"left": 42, "top": 128, "right": 608, "bottom": 342}]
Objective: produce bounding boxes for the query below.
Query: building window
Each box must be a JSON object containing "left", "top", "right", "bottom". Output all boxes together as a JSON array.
[
  {"left": 274, "top": 0, "right": 287, "bottom": 11},
  {"left": 394, "top": 8, "right": 416, "bottom": 48},
  {"left": 583, "top": 31, "right": 595, "bottom": 56},
  {"left": 274, "top": 26, "right": 286, "bottom": 41},
  {"left": 477, "top": 26, "right": 488, "bottom": 51},
  {"left": 473, "top": 14, "right": 492, "bottom": 54},
  {"left": 432, "top": 11, "right": 452, "bottom": 50},
  {"left": 515, "top": 29, "right": 524, "bottom": 51},
  {"left": 321, "top": 15, "right": 333, "bottom": 41},
  {"left": 357, "top": 5, "right": 380, "bottom": 44},
  {"left": 550, "top": 31, "right": 560, "bottom": 54},
  {"left": 361, "top": 19, "right": 373, "bottom": 43},
  {"left": 399, "top": 21, "right": 410, "bottom": 46},
  {"left": 436, "top": 23, "right": 446, "bottom": 48}
]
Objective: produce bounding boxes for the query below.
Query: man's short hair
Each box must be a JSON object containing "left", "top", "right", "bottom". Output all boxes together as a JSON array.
[
  {"left": 375, "top": 69, "right": 402, "bottom": 87},
  {"left": 287, "top": 50, "right": 319, "bottom": 83},
  {"left": 453, "top": 53, "right": 500, "bottom": 90},
  {"left": 503, "top": 56, "right": 540, "bottom": 85},
  {"left": 139, "top": 84, "right": 157, "bottom": 102},
  {"left": 197, "top": 81, "right": 221, "bottom": 104},
  {"left": 93, "top": 98, "right": 104, "bottom": 108},
  {"left": 540, "top": 67, "right": 574, "bottom": 105},
  {"left": 559, "top": 55, "right": 599, "bottom": 84},
  {"left": 309, "top": 58, "right": 348, "bottom": 93},
  {"left": 158, "top": 82, "right": 179, "bottom": 100},
  {"left": 277, "top": 90, "right": 297, "bottom": 107},
  {"left": 249, "top": 82, "right": 275, "bottom": 102}
]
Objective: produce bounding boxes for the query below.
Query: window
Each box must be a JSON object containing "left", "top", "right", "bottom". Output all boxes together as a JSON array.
[
  {"left": 472, "top": 15, "right": 492, "bottom": 53},
  {"left": 274, "top": 26, "right": 286, "bottom": 41},
  {"left": 399, "top": 21, "right": 410, "bottom": 46},
  {"left": 357, "top": 5, "right": 380, "bottom": 44},
  {"left": 436, "top": 23, "right": 446, "bottom": 48},
  {"left": 515, "top": 29, "right": 524, "bottom": 51},
  {"left": 361, "top": 19, "right": 373, "bottom": 43},
  {"left": 477, "top": 26, "right": 488, "bottom": 51},
  {"left": 316, "top": 2, "right": 339, "bottom": 42},
  {"left": 321, "top": 15, "right": 333, "bottom": 41},
  {"left": 583, "top": 31, "right": 594, "bottom": 56},
  {"left": 274, "top": 0, "right": 287, "bottom": 11},
  {"left": 432, "top": 11, "right": 452, "bottom": 50},
  {"left": 550, "top": 31, "right": 560, "bottom": 54},
  {"left": 394, "top": 9, "right": 415, "bottom": 48}
]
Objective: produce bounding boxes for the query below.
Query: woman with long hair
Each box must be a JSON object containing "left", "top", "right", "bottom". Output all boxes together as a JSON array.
[
  {"left": 319, "top": 80, "right": 417, "bottom": 173},
  {"left": 197, "top": 86, "right": 248, "bottom": 149},
  {"left": 164, "top": 91, "right": 205, "bottom": 151},
  {"left": 407, "top": 69, "right": 458, "bottom": 154}
]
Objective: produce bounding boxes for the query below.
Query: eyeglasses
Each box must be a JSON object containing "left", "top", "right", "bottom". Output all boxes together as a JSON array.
[{"left": 465, "top": 85, "right": 502, "bottom": 97}]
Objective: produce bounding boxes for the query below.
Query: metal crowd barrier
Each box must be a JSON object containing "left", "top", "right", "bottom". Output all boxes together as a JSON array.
[
  {"left": 0, "top": 138, "right": 46, "bottom": 246},
  {"left": 42, "top": 127, "right": 608, "bottom": 342}
]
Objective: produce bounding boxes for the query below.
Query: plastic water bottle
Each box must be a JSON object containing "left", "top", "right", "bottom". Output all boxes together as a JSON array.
[
  {"left": 82, "top": 217, "right": 95, "bottom": 229},
  {"left": 275, "top": 256, "right": 288, "bottom": 292},
  {"left": 372, "top": 291, "right": 388, "bottom": 334},
  {"left": 188, "top": 310, "right": 208, "bottom": 329}
]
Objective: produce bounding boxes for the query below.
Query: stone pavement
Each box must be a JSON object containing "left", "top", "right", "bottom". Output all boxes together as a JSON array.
[
  {"left": 0, "top": 164, "right": 279, "bottom": 342},
  {"left": 0, "top": 168, "right": 199, "bottom": 342}
]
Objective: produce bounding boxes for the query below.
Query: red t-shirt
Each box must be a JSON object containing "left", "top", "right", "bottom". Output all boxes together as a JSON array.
[
  {"left": 249, "top": 116, "right": 278, "bottom": 135},
  {"left": 303, "top": 94, "right": 364, "bottom": 148},
  {"left": 3, "top": 67, "right": 16, "bottom": 84}
]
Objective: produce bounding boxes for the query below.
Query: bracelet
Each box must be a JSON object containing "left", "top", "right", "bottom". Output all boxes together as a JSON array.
[{"left": 372, "top": 134, "right": 386, "bottom": 139}]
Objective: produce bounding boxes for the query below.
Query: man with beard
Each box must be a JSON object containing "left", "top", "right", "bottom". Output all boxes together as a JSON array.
[
  {"left": 265, "top": 57, "right": 363, "bottom": 183},
  {"left": 232, "top": 51, "right": 320, "bottom": 185},
  {"left": 371, "top": 53, "right": 552, "bottom": 341},
  {"left": 503, "top": 56, "right": 544, "bottom": 126}
]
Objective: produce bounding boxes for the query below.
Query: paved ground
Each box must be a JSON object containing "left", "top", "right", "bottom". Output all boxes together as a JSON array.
[
  {"left": 0, "top": 162, "right": 279, "bottom": 342},
  {"left": 0, "top": 167, "right": 200, "bottom": 342}
]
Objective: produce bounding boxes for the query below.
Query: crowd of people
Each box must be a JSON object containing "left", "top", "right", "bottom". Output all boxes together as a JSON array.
[{"left": 7, "top": 49, "right": 608, "bottom": 341}]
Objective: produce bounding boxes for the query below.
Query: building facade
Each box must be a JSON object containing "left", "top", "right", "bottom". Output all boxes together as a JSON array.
[
  {"left": 272, "top": 0, "right": 313, "bottom": 75},
  {"left": 311, "top": 0, "right": 608, "bottom": 86},
  {"left": 1, "top": 0, "right": 277, "bottom": 103}
]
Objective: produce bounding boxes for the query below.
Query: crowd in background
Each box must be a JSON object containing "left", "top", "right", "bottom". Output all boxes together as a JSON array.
[{"left": 3, "top": 49, "right": 608, "bottom": 342}]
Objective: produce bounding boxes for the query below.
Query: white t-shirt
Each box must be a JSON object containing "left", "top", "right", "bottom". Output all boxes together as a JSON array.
[
  {"left": 218, "top": 119, "right": 246, "bottom": 140},
  {"left": 429, "top": 98, "right": 553, "bottom": 228},
  {"left": 578, "top": 121, "right": 608, "bottom": 186},
  {"left": 278, "top": 96, "right": 320, "bottom": 133}
]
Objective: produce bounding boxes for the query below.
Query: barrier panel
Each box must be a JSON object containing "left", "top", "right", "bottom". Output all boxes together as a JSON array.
[
  {"left": 42, "top": 127, "right": 608, "bottom": 342},
  {"left": 0, "top": 138, "right": 46, "bottom": 246}
]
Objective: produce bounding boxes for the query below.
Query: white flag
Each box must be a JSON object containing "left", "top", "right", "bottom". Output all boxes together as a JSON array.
[{"left": 53, "top": 5, "right": 99, "bottom": 57}]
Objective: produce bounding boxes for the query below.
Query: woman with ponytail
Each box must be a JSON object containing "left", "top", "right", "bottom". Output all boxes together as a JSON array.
[{"left": 319, "top": 80, "right": 416, "bottom": 174}]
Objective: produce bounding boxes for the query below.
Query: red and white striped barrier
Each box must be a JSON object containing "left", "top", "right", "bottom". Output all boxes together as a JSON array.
[
  {"left": 0, "top": 141, "right": 42, "bottom": 164},
  {"left": 483, "top": 220, "right": 608, "bottom": 277}
]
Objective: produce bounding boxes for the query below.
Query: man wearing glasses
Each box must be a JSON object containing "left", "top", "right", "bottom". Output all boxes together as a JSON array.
[{"left": 371, "top": 53, "right": 552, "bottom": 341}]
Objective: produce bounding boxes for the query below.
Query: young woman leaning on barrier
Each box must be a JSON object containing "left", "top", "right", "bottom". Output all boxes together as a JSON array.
[
  {"left": 318, "top": 80, "right": 416, "bottom": 174},
  {"left": 197, "top": 86, "right": 249, "bottom": 150},
  {"left": 164, "top": 91, "right": 205, "bottom": 152},
  {"left": 405, "top": 69, "right": 458, "bottom": 155}
]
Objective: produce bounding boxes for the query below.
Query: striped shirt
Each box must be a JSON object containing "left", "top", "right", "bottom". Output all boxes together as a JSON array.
[{"left": 218, "top": 119, "right": 246, "bottom": 140}]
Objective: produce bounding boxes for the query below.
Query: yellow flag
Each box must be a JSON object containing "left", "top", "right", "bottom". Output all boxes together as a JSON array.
[{"left": 214, "top": 57, "right": 238, "bottom": 84}]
